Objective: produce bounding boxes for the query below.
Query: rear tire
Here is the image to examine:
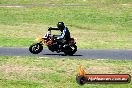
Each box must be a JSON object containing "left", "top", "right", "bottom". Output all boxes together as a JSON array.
[
  {"left": 29, "top": 43, "right": 43, "bottom": 54},
  {"left": 64, "top": 45, "right": 77, "bottom": 56}
]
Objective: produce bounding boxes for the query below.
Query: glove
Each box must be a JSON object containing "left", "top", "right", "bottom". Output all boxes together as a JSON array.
[{"left": 48, "top": 27, "right": 52, "bottom": 31}]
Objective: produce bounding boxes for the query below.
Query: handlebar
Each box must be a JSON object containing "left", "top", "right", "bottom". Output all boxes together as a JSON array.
[{"left": 48, "top": 27, "right": 59, "bottom": 31}]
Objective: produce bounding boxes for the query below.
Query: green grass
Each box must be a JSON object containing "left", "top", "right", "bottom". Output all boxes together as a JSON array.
[
  {"left": 0, "top": 56, "right": 132, "bottom": 88},
  {"left": 0, "top": 4, "right": 132, "bottom": 49},
  {"left": 0, "top": 1, "right": 132, "bottom": 88},
  {"left": 0, "top": 0, "right": 132, "bottom": 4},
  {"left": 0, "top": 1, "right": 131, "bottom": 87}
]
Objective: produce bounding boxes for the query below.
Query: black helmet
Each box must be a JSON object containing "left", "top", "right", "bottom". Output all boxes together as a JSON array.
[{"left": 57, "top": 22, "right": 65, "bottom": 30}]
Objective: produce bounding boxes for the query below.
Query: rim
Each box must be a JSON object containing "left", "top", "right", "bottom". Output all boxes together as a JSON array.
[
  {"left": 32, "top": 44, "right": 40, "bottom": 52},
  {"left": 64, "top": 45, "right": 77, "bottom": 55},
  {"left": 70, "top": 46, "right": 76, "bottom": 51}
]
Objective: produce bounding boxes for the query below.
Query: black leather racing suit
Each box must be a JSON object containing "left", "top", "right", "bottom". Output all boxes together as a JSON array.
[{"left": 49, "top": 27, "right": 71, "bottom": 43}]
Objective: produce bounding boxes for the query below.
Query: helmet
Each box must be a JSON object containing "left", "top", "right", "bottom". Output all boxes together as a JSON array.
[{"left": 57, "top": 22, "right": 65, "bottom": 30}]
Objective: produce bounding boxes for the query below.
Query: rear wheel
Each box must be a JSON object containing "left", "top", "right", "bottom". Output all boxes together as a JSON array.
[
  {"left": 64, "top": 45, "right": 77, "bottom": 56},
  {"left": 29, "top": 43, "right": 43, "bottom": 54}
]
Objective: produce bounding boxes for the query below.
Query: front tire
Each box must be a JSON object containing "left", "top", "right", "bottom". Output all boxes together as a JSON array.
[{"left": 29, "top": 43, "right": 43, "bottom": 54}]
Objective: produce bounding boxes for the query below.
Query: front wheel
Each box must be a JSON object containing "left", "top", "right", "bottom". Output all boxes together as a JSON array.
[
  {"left": 64, "top": 45, "right": 77, "bottom": 56},
  {"left": 29, "top": 43, "right": 43, "bottom": 54}
]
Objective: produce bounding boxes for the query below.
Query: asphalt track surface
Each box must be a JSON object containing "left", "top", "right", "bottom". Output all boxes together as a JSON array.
[{"left": 0, "top": 47, "right": 132, "bottom": 60}]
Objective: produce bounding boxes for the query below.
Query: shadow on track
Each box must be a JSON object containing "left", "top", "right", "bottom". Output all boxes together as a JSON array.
[{"left": 43, "top": 53, "right": 83, "bottom": 56}]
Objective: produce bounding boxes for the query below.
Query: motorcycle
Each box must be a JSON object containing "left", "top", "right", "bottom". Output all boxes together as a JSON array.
[{"left": 29, "top": 30, "right": 77, "bottom": 55}]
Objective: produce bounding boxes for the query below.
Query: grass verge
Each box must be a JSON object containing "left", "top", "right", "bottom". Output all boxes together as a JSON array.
[
  {"left": 0, "top": 56, "right": 132, "bottom": 88},
  {"left": 0, "top": 0, "right": 132, "bottom": 4},
  {"left": 0, "top": 1, "right": 132, "bottom": 49}
]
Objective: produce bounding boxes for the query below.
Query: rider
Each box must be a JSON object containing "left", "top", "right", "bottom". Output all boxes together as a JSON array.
[{"left": 48, "top": 22, "right": 71, "bottom": 44}]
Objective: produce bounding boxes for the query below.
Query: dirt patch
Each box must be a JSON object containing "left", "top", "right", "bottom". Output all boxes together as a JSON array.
[
  {"left": 0, "top": 64, "right": 52, "bottom": 73},
  {"left": 112, "top": 3, "right": 132, "bottom": 7},
  {"left": 87, "top": 66, "right": 113, "bottom": 74},
  {"left": 0, "top": 64, "right": 54, "bottom": 82},
  {"left": 0, "top": 4, "right": 88, "bottom": 8},
  {"left": 121, "top": 4, "right": 132, "bottom": 6},
  {"left": 0, "top": 5, "right": 23, "bottom": 8}
]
